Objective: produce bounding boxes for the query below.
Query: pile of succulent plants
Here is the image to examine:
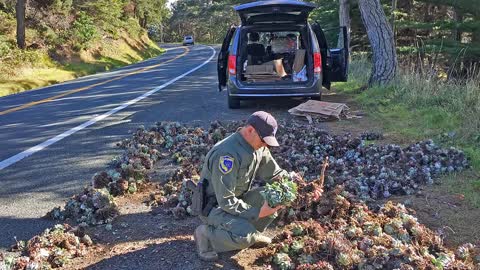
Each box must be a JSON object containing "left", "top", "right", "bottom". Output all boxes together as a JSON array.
[
  {"left": 273, "top": 122, "right": 469, "bottom": 201},
  {"left": 120, "top": 121, "right": 467, "bottom": 218},
  {"left": 47, "top": 187, "right": 119, "bottom": 225},
  {"left": 263, "top": 185, "right": 479, "bottom": 270},
  {"left": 261, "top": 173, "right": 299, "bottom": 208},
  {"left": 20, "top": 119, "right": 474, "bottom": 269},
  {"left": 148, "top": 167, "right": 198, "bottom": 219},
  {"left": 275, "top": 159, "right": 328, "bottom": 225},
  {"left": 144, "top": 121, "right": 240, "bottom": 217},
  {"left": 1, "top": 224, "right": 93, "bottom": 269},
  {"left": 37, "top": 117, "right": 470, "bottom": 229}
]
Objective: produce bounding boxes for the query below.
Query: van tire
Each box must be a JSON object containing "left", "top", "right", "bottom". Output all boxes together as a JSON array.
[
  {"left": 312, "top": 94, "right": 322, "bottom": 101},
  {"left": 228, "top": 95, "right": 241, "bottom": 109}
]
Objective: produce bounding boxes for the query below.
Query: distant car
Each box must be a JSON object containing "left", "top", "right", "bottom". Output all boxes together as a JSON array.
[
  {"left": 183, "top": 35, "right": 194, "bottom": 46},
  {"left": 217, "top": 0, "right": 349, "bottom": 109}
]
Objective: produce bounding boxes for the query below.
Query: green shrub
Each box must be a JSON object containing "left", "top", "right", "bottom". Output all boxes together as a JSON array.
[
  {"left": 12, "top": 49, "right": 49, "bottom": 67},
  {"left": 82, "top": 0, "right": 125, "bottom": 37},
  {"left": 0, "top": 47, "right": 51, "bottom": 77},
  {"left": 51, "top": 0, "right": 73, "bottom": 15},
  {"left": 0, "top": 34, "right": 12, "bottom": 58},
  {"left": 124, "top": 17, "right": 144, "bottom": 38},
  {"left": 0, "top": 10, "right": 15, "bottom": 34},
  {"left": 35, "top": 22, "right": 60, "bottom": 47},
  {"left": 71, "top": 11, "right": 98, "bottom": 50}
]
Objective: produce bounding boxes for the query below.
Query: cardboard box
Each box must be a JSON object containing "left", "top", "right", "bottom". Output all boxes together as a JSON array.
[
  {"left": 292, "top": 49, "right": 306, "bottom": 73},
  {"left": 245, "top": 63, "right": 275, "bottom": 75}
]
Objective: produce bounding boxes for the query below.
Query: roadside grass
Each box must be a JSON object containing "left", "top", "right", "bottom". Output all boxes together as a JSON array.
[
  {"left": 0, "top": 68, "right": 77, "bottom": 96},
  {"left": 0, "top": 33, "right": 164, "bottom": 97},
  {"left": 335, "top": 56, "right": 480, "bottom": 207}
]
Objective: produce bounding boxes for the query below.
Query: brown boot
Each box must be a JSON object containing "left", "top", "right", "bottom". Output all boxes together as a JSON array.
[
  {"left": 194, "top": 225, "right": 218, "bottom": 261},
  {"left": 251, "top": 233, "right": 272, "bottom": 248}
]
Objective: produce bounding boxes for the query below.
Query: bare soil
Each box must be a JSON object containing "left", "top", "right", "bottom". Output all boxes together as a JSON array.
[
  {"left": 384, "top": 174, "right": 480, "bottom": 248},
  {"left": 63, "top": 91, "right": 480, "bottom": 269},
  {"left": 63, "top": 188, "right": 275, "bottom": 270}
]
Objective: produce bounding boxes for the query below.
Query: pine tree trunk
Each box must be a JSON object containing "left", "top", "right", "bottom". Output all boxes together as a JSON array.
[
  {"left": 358, "top": 0, "right": 397, "bottom": 85},
  {"left": 338, "top": 0, "right": 351, "bottom": 51},
  {"left": 452, "top": 9, "right": 463, "bottom": 42},
  {"left": 391, "top": 0, "right": 397, "bottom": 37},
  {"left": 473, "top": 17, "right": 480, "bottom": 45},
  {"left": 15, "top": 0, "right": 26, "bottom": 49},
  {"left": 160, "top": 23, "right": 164, "bottom": 43},
  {"left": 423, "top": 4, "right": 434, "bottom": 37}
]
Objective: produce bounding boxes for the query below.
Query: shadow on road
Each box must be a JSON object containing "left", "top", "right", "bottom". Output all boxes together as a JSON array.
[{"left": 0, "top": 216, "right": 56, "bottom": 251}]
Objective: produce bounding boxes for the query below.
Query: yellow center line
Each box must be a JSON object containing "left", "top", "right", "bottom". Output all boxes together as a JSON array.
[{"left": 0, "top": 47, "right": 190, "bottom": 116}]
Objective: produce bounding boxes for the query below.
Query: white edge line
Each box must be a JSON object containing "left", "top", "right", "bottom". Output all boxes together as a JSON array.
[
  {"left": 0, "top": 45, "right": 216, "bottom": 171},
  {"left": 165, "top": 46, "right": 188, "bottom": 51}
]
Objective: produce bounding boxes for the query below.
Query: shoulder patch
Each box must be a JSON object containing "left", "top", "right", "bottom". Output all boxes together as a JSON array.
[{"left": 219, "top": 155, "right": 234, "bottom": 174}]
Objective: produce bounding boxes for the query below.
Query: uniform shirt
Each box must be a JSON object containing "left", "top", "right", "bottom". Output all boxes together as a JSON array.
[{"left": 200, "top": 132, "right": 287, "bottom": 221}]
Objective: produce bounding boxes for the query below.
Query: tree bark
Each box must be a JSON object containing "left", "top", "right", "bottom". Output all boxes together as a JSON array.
[
  {"left": 473, "top": 15, "right": 480, "bottom": 45},
  {"left": 16, "top": 0, "right": 26, "bottom": 49},
  {"left": 160, "top": 23, "right": 164, "bottom": 43},
  {"left": 390, "top": 0, "right": 397, "bottom": 37},
  {"left": 338, "top": 0, "right": 351, "bottom": 52},
  {"left": 358, "top": 0, "right": 397, "bottom": 85},
  {"left": 452, "top": 8, "right": 463, "bottom": 42}
]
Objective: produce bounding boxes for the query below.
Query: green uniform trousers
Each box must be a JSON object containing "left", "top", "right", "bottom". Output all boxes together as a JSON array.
[{"left": 199, "top": 188, "right": 275, "bottom": 253}]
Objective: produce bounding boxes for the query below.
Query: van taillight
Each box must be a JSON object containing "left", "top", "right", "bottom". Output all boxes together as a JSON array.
[
  {"left": 314, "top": 52, "right": 322, "bottom": 74},
  {"left": 228, "top": 55, "right": 236, "bottom": 75}
]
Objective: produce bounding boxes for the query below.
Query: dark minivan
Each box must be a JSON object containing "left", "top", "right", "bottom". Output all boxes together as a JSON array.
[{"left": 217, "top": 0, "right": 349, "bottom": 108}]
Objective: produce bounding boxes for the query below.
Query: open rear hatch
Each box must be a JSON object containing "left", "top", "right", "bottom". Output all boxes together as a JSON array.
[
  {"left": 238, "top": 27, "right": 313, "bottom": 86},
  {"left": 235, "top": 0, "right": 316, "bottom": 25}
]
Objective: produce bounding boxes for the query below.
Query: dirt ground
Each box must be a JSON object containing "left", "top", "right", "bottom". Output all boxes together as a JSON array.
[
  {"left": 64, "top": 188, "right": 277, "bottom": 270},
  {"left": 384, "top": 174, "right": 480, "bottom": 248},
  {"left": 62, "top": 91, "right": 480, "bottom": 269}
]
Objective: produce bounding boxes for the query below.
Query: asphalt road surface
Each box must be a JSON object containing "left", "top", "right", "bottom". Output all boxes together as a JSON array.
[{"left": 0, "top": 44, "right": 310, "bottom": 250}]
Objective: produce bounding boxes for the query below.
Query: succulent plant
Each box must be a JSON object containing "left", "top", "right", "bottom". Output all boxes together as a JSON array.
[
  {"left": 261, "top": 184, "right": 479, "bottom": 269},
  {"left": 290, "top": 240, "right": 304, "bottom": 254},
  {"left": 455, "top": 243, "right": 474, "bottom": 260},
  {"left": 261, "top": 174, "right": 298, "bottom": 208},
  {"left": 48, "top": 187, "right": 119, "bottom": 225},
  {"left": 2, "top": 224, "right": 92, "bottom": 270},
  {"left": 297, "top": 254, "right": 314, "bottom": 264},
  {"left": 431, "top": 252, "right": 454, "bottom": 269},
  {"left": 291, "top": 224, "right": 304, "bottom": 237},
  {"left": 273, "top": 252, "right": 294, "bottom": 270}
]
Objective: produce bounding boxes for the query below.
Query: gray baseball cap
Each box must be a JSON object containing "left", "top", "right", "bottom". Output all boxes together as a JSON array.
[{"left": 246, "top": 111, "right": 279, "bottom": 147}]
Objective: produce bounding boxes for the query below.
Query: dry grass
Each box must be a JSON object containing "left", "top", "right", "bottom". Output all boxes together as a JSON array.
[{"left": 0, "top": 32, "right": 164, "bottom": 97}]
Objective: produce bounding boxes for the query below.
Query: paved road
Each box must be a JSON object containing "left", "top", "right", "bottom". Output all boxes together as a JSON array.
[{"left": 0, "top": 44, "right": 310, "bottom": 249}]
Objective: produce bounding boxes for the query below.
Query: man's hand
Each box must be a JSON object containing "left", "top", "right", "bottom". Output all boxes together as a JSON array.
[{"left": 258, "top": 200, "right": 283, "bottom": 218}]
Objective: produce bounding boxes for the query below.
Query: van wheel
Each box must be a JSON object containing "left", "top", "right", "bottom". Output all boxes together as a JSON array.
[
  {"left": 312, "top": 94, "right": 322, "bottom": 101},
  {"left": 228, "top": 95, "right": 240, "bottom": 109}
]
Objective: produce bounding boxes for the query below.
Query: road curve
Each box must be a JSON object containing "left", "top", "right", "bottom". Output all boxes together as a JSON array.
[
  {"left": 0, "top": 45, "right": 215, "bottom": 248},
  {"left": 0, "top": 43, "right": 313, "bottom": 249}
]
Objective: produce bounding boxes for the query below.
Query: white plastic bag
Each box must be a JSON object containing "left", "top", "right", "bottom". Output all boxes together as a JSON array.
[{"left": 293, "top": 65, "right": 307, "bottom": 82}]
